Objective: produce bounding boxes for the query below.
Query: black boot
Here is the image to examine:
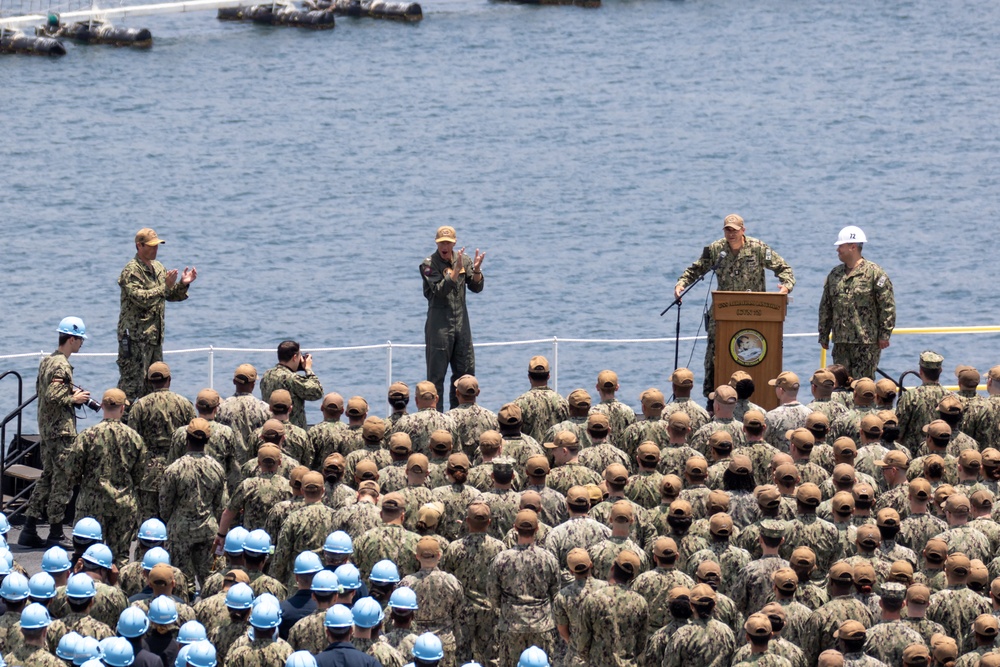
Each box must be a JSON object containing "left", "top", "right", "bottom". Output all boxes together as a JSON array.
[
  {"left": 17, "top": 516, "right": 47, "bottom": 548},
  {"left": 46, "top": 523, "right": 69, "bottom": 546}
]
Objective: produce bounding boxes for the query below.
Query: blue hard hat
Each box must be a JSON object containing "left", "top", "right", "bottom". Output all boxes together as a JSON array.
[
  {"left": 149, "top": 596, "right": 179, "bottom": 625},
  {"left": 224, "top": 526, "right": 249, "bottom": 555},
  {"left": 81, "top": 659, "right": 104, "bottom": 667},
  {"left": 286, "top": 651, "right": 318, "bottom": 667},
  {"left": 57, "top": 316, "right": 88, "bottom": 339},
  {"left": 225, "top": 582, "right": 254, "bottom": 610},
  {"left": 82, "top": 543, "right": 114, "bottom": 569},
  {"left": 351, "top": 597, "right": 384, "bottom": 629},
  {"left": 249, "top": 600, "right": 281, "bottom": 629},
  {"left": 72, "top": 517, "right": 103, "bottom": 541},
  {"left": 310, "top": 569, "right": 342, "bottom": 594},
  {"left": 1, "top": 572, "right": 29, "bottom": 601},
  {"left": 0, "top": 548, "right": 14, "bottom": 568},
  {"left": 175, "top": 644, "right": 191, "bottom": 667},
  {"left": 294, "top": 551, "right": 323, "bottom": 575},
  {"left": 323, "top": 531, "right": 353, "bottom": 554},
  {"left": 142, "top": 547, "right": 171, "bottom": 570},
  {"left": 0, "top": 512, "right": 10, "bottom": 535},
  {"left": 102, "top": 637, "right": 135, "bottom": 667},
  {"left": 252, "top": 593, "right": 280, "bottom": 609},
  {"left": 74, "top": 636, "right": 101, "bottom": 666},
  {"left": 57, "top": 631, "right": 82, "bottom": 660},
  {"left": 177, "top": 620, "right": 207, "bottom": 645},
  {"left": 517, "top": 646, "right": 550, "bottom": 667},
  {"left": 138, "top": 519, "right": 168, "bottom": 543},
  {"left": 324, "top": 604, "right": 354, "bottom": 629},
  {"left": 116, "top": 607, "right": 150, "bottom": 638},
  {"left": 462, "top": 664, "right": 484, "bottom": 667},
  {"left": 243, "top": 529, "right": 271, "bottom": 555},
  {"left": 66, "top": 573, "right": 96, "bottom": 599},
  {"left": 42, "top": 546, "right": 71, "bottom": 573},
  {"left": 389, "top": 586, "right": 418, "bottom": 611},
  {"left": 369, "top": 559, "right": 400, "bottom": 584},
  {"left": 412, "top": 633, "right": 444, "bottom": 661},
  {"left": 19, "top": 603, "right": 52, "bottom": 630},
  {"left": 185, "top": 640, "right": 217, "bottom": 667},
  {"left": 333, "top": 563, "right": 361, "bottom": 590},
  {"left": 28, "top": 572, "right": 56, "bottom": 600}
]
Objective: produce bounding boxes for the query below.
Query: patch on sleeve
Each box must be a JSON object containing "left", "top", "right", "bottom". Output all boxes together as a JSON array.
[
  {"left": 765, "top": 249, "right": 772, "bottom": 261},
  {"left": 877, "top": 275, "right": 887, "bottom": 287}
]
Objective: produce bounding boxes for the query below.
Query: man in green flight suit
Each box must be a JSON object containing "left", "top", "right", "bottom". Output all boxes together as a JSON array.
[
  {"left": 674, "top": 214, "right": 795, "bottom": 400},
  {"left": 421, "top": 225, "right": 486, "bottom": 411},
  {"left": 818, "top": 226, "right": 896, "bottom": 382},
  {"left": 117, "top": 227, "right": 197, "bottom": 402}
]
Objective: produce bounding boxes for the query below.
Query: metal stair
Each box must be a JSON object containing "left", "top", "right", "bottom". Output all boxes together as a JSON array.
[{"left": 0, "top": 371, "right": 41, "bottom": 518}]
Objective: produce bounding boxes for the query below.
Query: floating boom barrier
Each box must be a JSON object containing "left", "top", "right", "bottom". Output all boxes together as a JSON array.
[
  {"left": 217, "top": 2, "right": 335, "bottom": 27},
  {"left": 0, "top": 26, "right": 66, "bottom": 53},
  {"left": 53, "top": 18, "right": 153, "bottom": 46},
  {"left": 304, "top": 0, "right": 421, "bottom": 22}
]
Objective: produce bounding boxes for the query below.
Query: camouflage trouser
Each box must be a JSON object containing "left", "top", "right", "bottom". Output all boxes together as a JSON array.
[
  {"left": 169, "top": 537, "right": 213, "bottom": 598},
  {"left": 456, "top": 603, "right": 497, "bottom": 666},
  {"left": 76, "top": 495, "right": 138, "bottom": 567},
  {"left": 139, "top": 453, "right": 167, "bottom": 521},
  {"left": 498, "top": 629, "right": 553, "bottom": 667},
  {"left": 117, "top": 337, "right": 161, "bottom": 403},
  {"left": 832, "top": 343, "right": 881, "bottom": 382},
  {"left": 27, "top": 434, "right": 75, "bottom": 523}
]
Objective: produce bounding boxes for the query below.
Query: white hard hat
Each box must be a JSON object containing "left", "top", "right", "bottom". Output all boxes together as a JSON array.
[{"left": 834, "top": 226, "right": 867, "bottom": 247}]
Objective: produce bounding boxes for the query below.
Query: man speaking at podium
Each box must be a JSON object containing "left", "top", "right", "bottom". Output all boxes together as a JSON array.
[{"left": 674, "top": 214, "right": 795, "bottom": 400}]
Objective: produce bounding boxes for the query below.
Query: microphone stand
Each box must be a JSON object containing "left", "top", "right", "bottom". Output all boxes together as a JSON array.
[{"left": 661, "top": 255, "right": 725, "bottom": 372}]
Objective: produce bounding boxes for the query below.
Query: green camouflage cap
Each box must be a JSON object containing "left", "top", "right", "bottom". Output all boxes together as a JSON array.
[
  {"left": 919, "top": 351, "right": 944, "bottom": 369},
  {"left": 880, "top": 581, "right": 906, "bottom": 603},
  {"left": 759, "top": 519, "right": 786, "bottom": 539}
]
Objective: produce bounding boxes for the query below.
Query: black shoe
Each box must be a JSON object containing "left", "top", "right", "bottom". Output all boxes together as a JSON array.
[
  {"left": 17, "top": 528, "right": 47, "bottom": 549},
  {"left": 46, "top": 524, "right": 69, "bottom": 546}
]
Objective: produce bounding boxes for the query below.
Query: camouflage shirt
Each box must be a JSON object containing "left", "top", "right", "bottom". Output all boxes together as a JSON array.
[
  {"left": 226, "top": 635, "right": 294, "bottom": 667},
  {"left": 129, "top": 388, "right": 197, "bottom": 456},
  {"left": 591, "top": 398, "right": 638, "bottom": 441},
  {"left": 731, "top": 649, "right": 794, "bottom": 667},
  {"left": 117, "top": 254, "right": 188, "bottom": 346},
  {"left": 661, "top": 615, "right": 737, "bottom": 667},
  {"left": 781, "top": 514, "right": 841, "bottom": 573},
  {"left": 523, "top": 484, "right": 569, "bottom": 527},
  {"left": 863, "top": 620, "right": 925, "bottom": 667},
  {"left": 577, "top": 583, "right": 649, "bottom": 666},
  {"left": 931, "top": 524, "right": 992, "bottom": 562},
  {"left": 514, "top": 386, "right": 570, "bottom": 444},
  {"left": 896, "top": 384, "right": 952, "bottom": 449},
  {"left": 287, "top": 612, "right": 327, "bottom": 654},
  {"left": 547, "top": 462, "right": 603, "bottom": 496},
  {"left": 488, "top": 544, "right": 560, "bottom": 632},
  {"left": 765, "top": 403, "right": 813, "bottom": 450},
  {"left": 2, "top": 643, "right": 64, "bottom": 667},
  {"left": 691, "top": 419, "right": 748, "bottom": 457},
  {"left": 398, "top": 568, "right": 464, "bottom": 639},
  {"left": 36, "top": 350, "right": 76, "bottom": 440},
  {"left": 217, "top": 393, "right": 271, "bottom": 454},
  {"left": 733, "top": 554, "right": 790, "bottom": 615},
  {"left": 805, "top": 398, "right": 850, "bottom": 425},
  {"left": 354, "top": 523, "right": 421, "bottom": 582},
  {"left": 588, "top": 536, "right": 650, "bottom": 581},
  {"left": 259, "top": 364, "right": 323, "bottom": 429},
  {"left": 801, "top": 595, "right": 875, "bottom": 666},
  {"left": 818, "top": 258, "right": 895, "bottom": 346},
  {"left": 676, "top": 236, "right": 795, "bottom": 295},
  {"left": 664, "top": 398, "right": 712, "bottom": 434},
  {"left": 169, "top": 419, "right": 245, "bottom": 492},
  {"left": 160, "top": 452, "right": 227, "bottom": 542},
  {"left": 545, "top": 517, "right": 612, "bottom": 572},
  {"left": 271, "top": 501, "right": 338, "bottom": 584},
  {"left": 480, "top": 488, "right": 522, "bottom": 540},
  {"left": 228, "top": 472, "right": 293, "bottom": 532},
  {"left": 927, "top": 584, "right": 992, "bottom": 651},
  {"left": 447, "top": 403, "right": 500, "bottom": 457},
  {"left": 248, "top": 421, "right": 311, "bottom": 470},
  {"left": 61, "top": 417, "right": 144, "bottom": 520},
  {"left": 432, "top": 482, "right": 482, "bottom": 541},
  {"left": 630, "top": 566, "right": 695, "bottom": 633},
  {"left": 308, "top": 419, "right": 349, "bottom": 465},
  {"left": 898, "top": 512, "right": 948, "bottom": 564},
  {"left": 624, "top": 470, "right": 663, "bottom": 510},
  {"left": 686, "top": 542, "right": 752, "bottom": 599},
  {"left": 621, "top": 418, "right": 673, "bottom": 460},
  {"left": 579, "top": 441, "right": 632, "bottom": 476},
  {"left": 442, "top": 532, "right": 505, "bottom": 609},
  {"left": 553, "top": 576, "right": 606, "bottom": 662}
]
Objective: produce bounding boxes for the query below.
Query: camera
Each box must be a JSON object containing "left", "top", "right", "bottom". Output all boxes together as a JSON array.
[
  {"left": 84, "top": 397, "right": 102, "bottom": 412},
  {"left": 299, "top": 353, "right": 311, "bottom": 372}
]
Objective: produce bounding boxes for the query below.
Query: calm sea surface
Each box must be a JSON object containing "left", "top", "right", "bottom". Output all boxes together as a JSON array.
[{"left": 2, "top": 0, "right": 999, "bottom": 426}]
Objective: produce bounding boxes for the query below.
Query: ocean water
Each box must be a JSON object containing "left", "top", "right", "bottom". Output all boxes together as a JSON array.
[{"left": 2, "top": 0, "right": 999, "bottom": 426}]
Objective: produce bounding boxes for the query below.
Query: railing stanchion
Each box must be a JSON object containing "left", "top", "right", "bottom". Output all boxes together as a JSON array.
[
  {"left": 386, "top": 341, "right": 393, "bottom": 418},
  {"left": 209, "top": 345, "right": 215, "bottom": 390},
  {"left": 552, "top": 337, "right": 559, "bottom": 395}
]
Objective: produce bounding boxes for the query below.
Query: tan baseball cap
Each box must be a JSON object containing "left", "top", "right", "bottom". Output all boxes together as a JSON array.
[
  {"left": 301, "top": 471, "right": 324, "bottom": 492},
  {"left": 667, "top": 411, "right": 691, "bottom": 431},
  {"left": 362, "top": 417, "right": 386, "bottom": 443},
  {"left": 728, "top": 454, "right": 752, "bottom": 476},
  {"left": 832, "top": 464, "right": 855, "bottom": 486},
  {"left": 669, "top": 499, "right": 692, "bottom": 517},
  {"left": 196, "top": 388, "right": 220, "bottom": 411},
  {"left": 525, "top": 455, "right": 550, "bottom": 477},
  {"left": 515, "top": 509, "right": 538, "bottom": 532},
  {"left": 186, "top": 417, "right": 211, "bottom": 441},
  {"left": 415, "top": 381, "right": 437, "bottom": 400},
  {"left": 566, "top": 548, "right": 592, "bottom": 573},
  {"left": 729, "top": 370, "right": 753, "bottom": 385},
  {"left": 519, "top": 490, "right": 542, "bottom": 511},
  {"left": 709, "top": 512, "right": 733, "bottom": 537},
  {"left": 604, "top": 464, "right": 629, "bottom": 485},
  {"left": 772, "top": 568, "right": 798, "bottom": 593},
  {"left": 685, "top": 456, "right": 709, "bottom": 477},
  {"left": 831, "top": 491, "right": 855, "bottom": 516},
  {"left": 670, "top": 368, "right": 694, "bottom": 387},
  {"left": 946, "top": 552, "right": 972, "bottom": 577},
  {"left": 859, "top": 414, "right": 883, "bottom": 436},
  {"left": 851, "top": 378, "right": 877, "bottom": 400},
  {"left": 757, "top": 486, "right": 782, "bottom": 510},
  {"left": 498, "top": 403, "right": 522, "bottom": 426},
  {"left": 637, "top": 442, "right": 661, "bottom": 465},
  {"left": 819, "top": 651, "right": 845, "bottom": 667},
  {"left": 429, "top": 430, "right": 454, "bottom": 453},
  {"left": 709, "top": 431, "right": 734, "bottom": 451},
  {"left": 597, "top": 370, "right": 618, "bottom": 388},
  {"left": 805, "top": 412, "right": 830, "bottom": 430},
  {"left": 406, "top": 453, "right": 429, "bottom": 473},
  {"left": 707, "top": 489, "right": 730, "bottom": 513},
  {"left": 388, "top": 382, "right": 409, "bottom": 399},
  {"left": 389, "top": 432, "right": 413, "bottom": 454},
  {"left": 775, "top": 462, "right": 800, "bottom": 483},
  {"left": 889, "top": 560, "right": 914, "bottom": 584},
  {"left": 566, "top": 486, "right": 591, "bottom": 510},
  {"left": 744, "top": 613, "right": 772, "bottom": 638},
  {"left": 660, "top": 474, "right": 683, "bottom": 498},
  {"left": 466, "top": 502, "right": 490, "bottom": 527},
  {"left": 354, "top": 460, "right": 379, "bottom": 481},
  {"left": 923, "top": 420, "right": 952, "bottom": 439},
  {"left": 102, "top": 388, "right": 128, "bottom": 407},
  {"left": 640, "top": 388, "right": 666, "bottom": 409},
  {"left": 415, "top": 536, "right": 441, "bottom": 558},
  {"left": 653, "top": 537, "right": 678, "bottom": 559},
  {"left": 147, "top": 361, "right": 170, "bottom": 381},
  {"left": 723, "top": 213, "right": 744, "bottom": 230},
  {"left": 945, "top": 493, "right": 971, "bottom": 514},
  {"left": 811, "top": 369, "right": 836, "bottom": 388},
  {"left": 902, "top": 646, "right": 930, "bottom": 667},
  {"left": 261, "top": 419, "right": 285, "bottom": 440},
  {"left": 381, "top": 492, "right": 405, "bottom": 512},
  {"left": 614, "top": 550, "right": 641, "bottom": 577},
  {"left": 709, "top": 385, "right": 737, "bottom": 404},
  {"left": 547, "top": 431, "right": 579, "bottom": 450},
  {"left": 269, "top": 389, "right": 292, "bottom": 409},
  {"left": 786, "top": 428, "right": 815, "bottom": 452},
  {"left": 960, "top": 449, "right": 983, "bottom": 470},
  {"left": 567, "top": 389, "right": 592, "bottom": 409},
  {"left": 528, "top": 356, "right": 550, "bottom": 373},
  {"left": 876, "top": 507, "right": 900, "bottom": 528},
  {"left": 909, "top": 477, "right": 931, "bottom": 500},
  {"left": 796, "top": 483, "right": 821, "bottom": 507},
  {"left": 924, "top": 538, "right": 948, "bottom": 564},
  {"left": 233, "top": 364, "right": 258, "bottom": 383},
  {"left": 769, "top": 371, "right": 800, "bottom": 390},
  {"left": 434, "top": 226, "right": 456, "bottom": 243},
  {"left": 149, "top": 563, "right": 174, "bottom": 585},
  {"left": 874, "top": 450, "right": 908, "bottom": 469},
  {"left": 454, "top": 375, "right": 479, "bottom": 397},
  {"left": 743, "top": 410, "right": 766, "bottom": 428},
  {"left": 587, "top": 413, "right": 611, "bottom": 435},
  {"left": 875, "top": 379, "right": 898, "bottom": 399},
  {"left": 690, "top": 582, "right": 716, "bottom": 602},
  {"left": 257, "top": 443, "right": 281, "bottom": 464},
  {"left": 791, "top": 546, "right": 815, "bottom": 568},
  {"left": 135, "top": 228, "right": 165, "bottom": 246},
  {"left": 834, "top": 620, "right": 866, "bottom": 641}
]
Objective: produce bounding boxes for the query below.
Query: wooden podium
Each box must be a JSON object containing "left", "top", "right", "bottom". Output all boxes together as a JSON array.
[{"left": 713, "top": 291, "right": 787, "bottom": 411}]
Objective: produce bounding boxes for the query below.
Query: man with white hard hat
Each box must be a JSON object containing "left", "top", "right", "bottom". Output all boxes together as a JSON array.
[{"left": 818, "top": 226, "right": 896, "bottom": 381}]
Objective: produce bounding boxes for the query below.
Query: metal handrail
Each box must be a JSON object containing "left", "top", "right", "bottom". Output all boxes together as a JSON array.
[{"left": 0, "top": 370, "right": 41, "bottom": 516}]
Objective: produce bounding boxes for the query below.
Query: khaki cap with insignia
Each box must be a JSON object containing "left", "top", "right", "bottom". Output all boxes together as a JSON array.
[
  {"left": 937, "top": 395, "right": 963, "bottom": 417},
  {"left": 528, "top": 356, "right": 550, "bottom": 373},
  {"left": 637, "top": 442, "right": 661, "bottom": 464},
  {"left": 515, "top": 509, "right": 538, "bottom": 532},
  {"left": 261, "top": 419, "right": 285, "bottom": 440},
  {"left": 147, "top": 361, "right": 171, "bottom": 381},
  {"left": 709, "top": 431, "right": 734, "bottom": 451},
  {"left": 406, "top": 453, "right": 429, "bottom": 473},
  {"left": 566, "top": 486, "right": 591, "bottom": 510},
  {"left": 389, "top": 433, "right": 413, "bottom": 454},
  {"left": 874, "top": 450, "right": 908, "bottom": 469},
  {"left": 269, "top": 389, "right": 292, "bottom": 409},
  {"left": 906, "top": 583, "right": 931, "bottom": 605},
  {"left": 416, "top": 381, "right": 437, "bottom": 399},
  {"left": 851, "top": 378, "right": 876, "bottom": 401},
  {"left": 388, "top": 382, "right": 409, "bottom": 399},
  {"left": 301, "top": 471, "right": 324, "bottom": 492},
  {"left": 923, "top": 419, "right": 952, "bottom": 439},
  {"left": 233, "top": 364, "right": 258, "bottom": 383},
  {"left": 669, "top": 368, "right": 694, "bottom": 387},
  {"left": 856, "top": 524, "right": 880, "bottom": 549},
  {"left": 859, "top": 415, "right": 883, "bottom": 437},
  {"left": 796, "top": 483, "right": 821, "bottom": 506},
  {"left": 196, "top": 388, "right": 221, "bottom": 410},
  {"left": 852, "top": 482, "right": 875, "bottom": 504},
  {"left": 744, "top": 613, "right": 772, "bottom": 638},
  {"left": 903, "top": 645, "right": 930, "bottom": 667},
  {"left": 786, "top": 428, "right": 815, "bottom": 452},
  {"left": 135, "top": 228, "right": 165, "bottom": 246},
  {"left": 434, "top": 226, "right": 456, "bottom": 243},
  {"left": 102, "top": 388, "right": 128, "bottom": 407},
  {"left": 667, "top": 411, "right": 691, "bottom": 430},
  {"left": 743, "top": 410, "right": 766, "bottom": 428},
  {"left": 729, "top": 370, "right": 753, "bottom": 385},
  {"left": 381, "top": 492, "right": 405, "bottom": 512},
  {"left": 466, "top": 502, "right": 490, "bottom": 527},
  {"left": 709, "top": 513, "right": 733, "bottom": 537},
  {"left": 149, "top": 563, "right": 174, "bottom": 585},
  {"left": 723, "top": 213, "right": 744, "bottom": 230},
  {"left": 614, "top": 550, "right": 641, "bottom": 576},
  {"left": 834, "top": 620, "right": 866, "bottom": 641},
  {"left": 355, "top": 460, "right": 378, "bottom": 481},
  {"left": 769, "top": 371, "right": 800, "bottom": 390},
  {"left": 362, "top": 417, "right": 385, "bottom": 443},
  {"left": 323, "top": 453, "right": 345, "bottom": 473},
  {"left": 525, "top": 455, "right": 550, "bottom": 477},
  {"left": 728, "top": 454, "right": 752, "bottom": 475},
  {"left": 772, "top": 568, "right": 798, "bottom": 593},
  {"left": 919, "top": 351, "right": 944, "bottom": 369},
  {"left": 587, "top": 413, "right": 611, "bottom": 435},
  {"left": 415, "top": 536, "right": 441, "bottom": 558},
  {"left": 653, "top": 537, "right": 678, "bottom": 559},
  {"left": 566, "top": 548, "right": 592, "bottom": 573},
  {"left": 597, "top": 370, "right": 618, "bottom": 388},
  {"left": 567, "top": 389, "right": 591, "bottom": 409},
  {"left": 709, "top": 385, "right": 737, "bottom": 404},
  {"left": 186, "top": 417, "right": 211, "bottom": 441},
  {"left": 640, "top": 388, "right": 666, "bottom": 409},
  {"left": 497, "top": 403, "right": 522, "bottom": 426},
  {"left": 811, "top": 369, "right": 836, "bottom": 388},
  {"left": 604, "top": 464, "right": 629, "bottom": 485},
  {"left": 321, "top": 393, "right": 344, "bottom": 413},
  {"left": 453, "top": 375, "right": 479, "bottom": 397},
  {"left": 345, "top": 396, "right": 368, "bottom": 416},
  {"left": 429, "top": 430, "right": 454, "bottom": 453}
]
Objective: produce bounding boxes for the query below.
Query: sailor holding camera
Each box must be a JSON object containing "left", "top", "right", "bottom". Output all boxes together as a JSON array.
[{"left": 260, "top": 340, "right": 324, "bottom": 429}]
